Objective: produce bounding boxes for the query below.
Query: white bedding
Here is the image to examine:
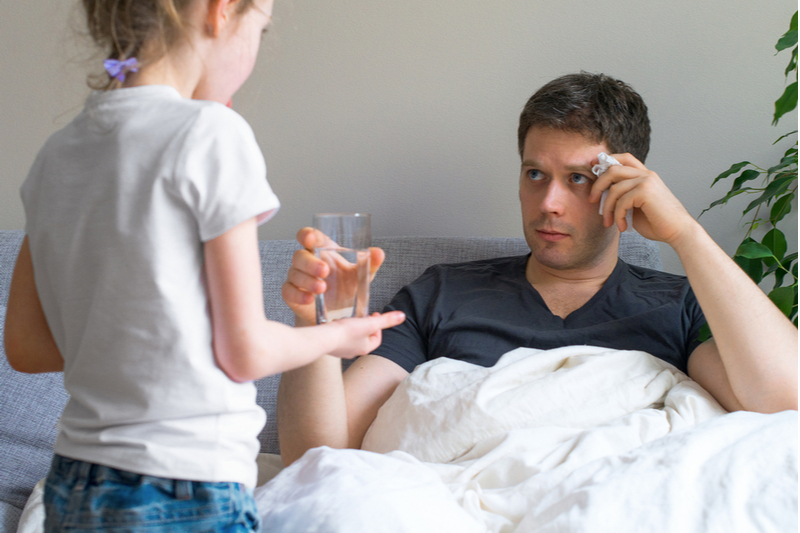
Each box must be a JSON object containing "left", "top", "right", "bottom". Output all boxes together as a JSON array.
[
  {"left": 255, "top": 346, "right": 798, "bottom": 532},
  {"left": 16, "top": 346, "right": 798, "bottom": 533}
]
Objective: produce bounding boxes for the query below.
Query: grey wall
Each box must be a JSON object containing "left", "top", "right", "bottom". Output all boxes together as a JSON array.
[{"left": 2, "top": 0, "right": 797, "bottom": 275}]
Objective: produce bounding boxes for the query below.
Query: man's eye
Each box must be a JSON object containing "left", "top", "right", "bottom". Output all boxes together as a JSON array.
[
  {"left": 570, "top": 173, "right": 590, "bottom": 185},
  {"left": 527, "top": 169, "right": 543, "bottom": 180}
]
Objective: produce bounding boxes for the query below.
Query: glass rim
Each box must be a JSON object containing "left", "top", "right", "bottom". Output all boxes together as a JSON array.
[{"left": 313, "top": 213, "right": 371, "bottom": 218}]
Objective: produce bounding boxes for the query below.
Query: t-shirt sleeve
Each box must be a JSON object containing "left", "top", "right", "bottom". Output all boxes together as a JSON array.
[
  {"left": 175, "top": 105, "right": 280, "bottom": 242},
  {"left": 683, "top": 285, "right": 708, "bottom": 360},
  {"left": 375, "top": 267, "right": 442, "bottom": 373}
]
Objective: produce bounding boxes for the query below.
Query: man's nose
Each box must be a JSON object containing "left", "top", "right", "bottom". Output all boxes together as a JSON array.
[{"left": 540, "top": 180, "right": 566, "bottom": 215}]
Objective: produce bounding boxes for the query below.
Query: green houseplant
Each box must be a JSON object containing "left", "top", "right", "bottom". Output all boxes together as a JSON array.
[{"left": 700, "top": 11, "right": 798, "bottom": 327}]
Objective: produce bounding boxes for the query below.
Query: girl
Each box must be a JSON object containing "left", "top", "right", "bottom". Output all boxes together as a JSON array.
[{"left": 3, "top": 0, "right": 405, "bottom": 530}]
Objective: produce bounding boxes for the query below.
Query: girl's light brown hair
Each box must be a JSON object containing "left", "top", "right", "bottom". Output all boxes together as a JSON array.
[{"left": 82, "top": 0, "right": 255, "bottom": 89}]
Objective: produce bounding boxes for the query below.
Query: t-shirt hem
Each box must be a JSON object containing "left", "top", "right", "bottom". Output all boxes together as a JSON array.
[
  {"left": 200, "top": 196, "right": 280, "bottom": 243},
  {"left": 53, "top": 444, "right": 259, "bottom": 489}
]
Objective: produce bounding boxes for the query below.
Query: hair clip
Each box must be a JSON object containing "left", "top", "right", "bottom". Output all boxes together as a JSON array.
[{"left": 104, "top": 57, "right": 139, "bottom": 82}]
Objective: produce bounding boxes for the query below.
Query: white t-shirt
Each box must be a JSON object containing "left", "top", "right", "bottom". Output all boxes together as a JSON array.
[{"left": 21, "top": 85, "right": 280, "bottom": 487}]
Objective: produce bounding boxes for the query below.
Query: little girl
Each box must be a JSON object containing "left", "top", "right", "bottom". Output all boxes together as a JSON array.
[{"left": 3, "top": 0, "right": 404, "bottom": 530}]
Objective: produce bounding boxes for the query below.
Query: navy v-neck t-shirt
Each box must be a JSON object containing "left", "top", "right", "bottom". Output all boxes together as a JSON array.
[{"left": 377, "top": 255, "right": 706, "bottom": 374}]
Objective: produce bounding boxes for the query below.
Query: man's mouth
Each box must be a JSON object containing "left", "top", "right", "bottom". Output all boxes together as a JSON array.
[{"left": 536, "top": 229, "right": 570, "bottom": 242}]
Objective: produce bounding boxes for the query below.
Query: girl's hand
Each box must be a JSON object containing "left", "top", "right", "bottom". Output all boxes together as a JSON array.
[
  {"left": 282, "top": 227, "right": 386, "bottom": 326},
  {"left": 589, "top": 153, "right": 697, "bottom": 246},
  {"left": 324, "top": 311, "right": 407, "bottom": 359}
]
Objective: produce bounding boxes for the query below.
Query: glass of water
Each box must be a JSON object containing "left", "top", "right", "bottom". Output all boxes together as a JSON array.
[{"left": 312, "top": 213, "right": 371, "bottom": 324}]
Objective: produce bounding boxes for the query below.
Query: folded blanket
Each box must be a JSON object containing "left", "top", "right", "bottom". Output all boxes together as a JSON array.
[{"left": 256, "top": 346, "right": 798, "bottom": 533}]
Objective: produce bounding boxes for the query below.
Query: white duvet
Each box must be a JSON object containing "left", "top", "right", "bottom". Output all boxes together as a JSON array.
[
  {"left": 255, "top": 346, "right": 798, "bottom": 533},
  {"left": 17, "top": 346, "right": 798, "bottom": 533}
]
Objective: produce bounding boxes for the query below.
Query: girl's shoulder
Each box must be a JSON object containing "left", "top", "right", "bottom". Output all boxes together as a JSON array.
[{"left": 84, "top": 86, "right": 253, "bottom": 135}]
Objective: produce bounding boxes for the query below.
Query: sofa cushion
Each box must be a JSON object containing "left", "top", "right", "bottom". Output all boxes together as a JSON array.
[{"left": 0, "top": 501, "right": 22, "bottom": 533}]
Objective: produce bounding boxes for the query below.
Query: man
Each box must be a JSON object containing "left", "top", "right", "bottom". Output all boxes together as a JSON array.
[{"left": 277, "top": 72, "right": 798, "bottom": 466}]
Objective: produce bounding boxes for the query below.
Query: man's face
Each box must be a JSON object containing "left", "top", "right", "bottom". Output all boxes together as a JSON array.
[{"left": 519, "top": 127, "right": 618, "bottom": 272}]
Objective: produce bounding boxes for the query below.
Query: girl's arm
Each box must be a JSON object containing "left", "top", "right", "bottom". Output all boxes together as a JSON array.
[
  {"left": 204, "top": 218, "right": 405, "bottom": 383},
  {"left": 4, "top": 237, "right": 64, "bottom": 373}
]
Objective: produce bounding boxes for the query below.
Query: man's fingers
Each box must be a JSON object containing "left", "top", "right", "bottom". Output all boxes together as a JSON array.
[
  {"left": 296, "top": 226, "right": 340, "bottom": 252},
  {"left": 608, "top": 153, "right": 647, "bottom": 170},
  {"left": 291, "top": 248, "right": 329, "bottom": 279},
  {"left": 281, "top": 280, "right": 315, "bottom": 306},
  {"left": 369, "top": 247, "right": 386, "bottom": 279},
  {"left": 601, "top": 177, "right": 640, "bottom": 227},
  {"left": 296, "top": 227, "right": 316, "bottom": 250},
  {"left": 286, "top": 265, "right": 326, "bottom": 295},
  {"left": 590, "top": 164, "right": 642, "bottom": 203}
]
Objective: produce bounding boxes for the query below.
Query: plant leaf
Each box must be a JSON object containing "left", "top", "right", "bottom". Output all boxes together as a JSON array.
[
  {"left": 743, "top": 175, "right": 796, "bottom": 215},
  {"left": 761, "top": 228, "right": 788, "bottom": 267},
  {"left": 768, "top": 285, "right": 797, "bottom": 317},
  {"left": 736, "top": 241, "right": 775, "bottom": 259},
  {"left": 770, "top": 192, "right": 795, "bottom": 224},
  {"left": 696, "top": 323, "right": 712, "bottom": 343},
  {"left": 767, "top": 154, "right": 798, "bottom": 175},
  {"left": 776, "top": 30, "right": 798, "bottom": 52},
  {"left": 776, "top": 11, "right": 798, "bottom": 51},
  {"left": 774, "top": 131, "right": 798, "bottom": 145},
  {"left": 710, "top": 161, "right": 751, "bottom": 188},
  {"left": 773, "top": 81, "right": 798, "bottom": 125},
  {"left": 698, "top": 188, "right": 753, "bottom": 217},
  {"left": 774, "top": 254, "right": 797, "bottom": 289},
  {"left": 731, "top": 169, "right": 763, "bottom": 191},
  {"left": 734, "top": 254, "right": 765, "bottom": 284},
  {"left": 787, "top": 46, "right": 798, "bottom": 77}
]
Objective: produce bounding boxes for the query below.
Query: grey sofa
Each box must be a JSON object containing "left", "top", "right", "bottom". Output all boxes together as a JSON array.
[{"left": 0, "top": 228, "right": 661, "bottom": 531}]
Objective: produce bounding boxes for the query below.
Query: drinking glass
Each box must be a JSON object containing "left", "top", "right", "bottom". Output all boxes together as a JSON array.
[{"left": 312, "top": 213, "right": 371, "bottom": 324}]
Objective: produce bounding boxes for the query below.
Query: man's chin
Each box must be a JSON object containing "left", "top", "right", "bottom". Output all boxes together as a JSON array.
[
  {"left": 528, "top": 242, "right": 608, "bottom": 272},
  {"left": 530, "top": 246, "right": 578, "bottom": 270}
]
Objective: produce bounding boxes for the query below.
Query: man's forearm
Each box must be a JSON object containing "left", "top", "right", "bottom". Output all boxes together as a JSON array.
[
  {"left": 277, "top": 355, "right": 349, "bottom": 466},
  {"left": 672, "top": 222, "right": 798, "bottom": 412}
]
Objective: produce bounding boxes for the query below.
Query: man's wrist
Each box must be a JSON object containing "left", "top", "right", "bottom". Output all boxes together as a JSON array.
[{"left": 668, "top": 220, "right": 713, "bottom": 257}]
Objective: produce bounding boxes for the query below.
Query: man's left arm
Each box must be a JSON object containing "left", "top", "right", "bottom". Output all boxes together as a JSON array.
[{"left": 592, "top": 154, "right": 797, "bottom": 413}]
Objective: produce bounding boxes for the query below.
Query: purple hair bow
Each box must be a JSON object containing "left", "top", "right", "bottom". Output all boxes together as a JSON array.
[{"left": 104, "top": 57, "right": 139, "bottom": 82}]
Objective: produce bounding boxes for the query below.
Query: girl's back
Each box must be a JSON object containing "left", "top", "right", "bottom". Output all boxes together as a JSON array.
[{"left": 22, "top": 84, "right": 278, "bottom": 486}]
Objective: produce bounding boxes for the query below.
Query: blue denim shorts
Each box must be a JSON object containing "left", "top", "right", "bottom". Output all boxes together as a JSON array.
[{"left": 44, "top": 455, "right": 261, "bottom": 532}]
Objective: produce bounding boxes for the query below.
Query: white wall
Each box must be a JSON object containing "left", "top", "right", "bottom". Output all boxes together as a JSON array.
[{"left": 2, "top": 0, "right": 797, "bottom": 275}]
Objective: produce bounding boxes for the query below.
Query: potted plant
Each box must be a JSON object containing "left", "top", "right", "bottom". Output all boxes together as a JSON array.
[{"left": 700, "top": 11, "right": 798, "bottom": 328}]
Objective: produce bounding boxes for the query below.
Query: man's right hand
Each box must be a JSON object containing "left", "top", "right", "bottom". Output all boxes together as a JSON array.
[{"left": 281, "top": 227, "right": 387, "bottom": 326}]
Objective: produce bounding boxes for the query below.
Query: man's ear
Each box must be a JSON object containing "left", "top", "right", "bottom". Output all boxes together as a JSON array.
[{"left": 206, "top": 0, "right": 242, "bottom": 37}]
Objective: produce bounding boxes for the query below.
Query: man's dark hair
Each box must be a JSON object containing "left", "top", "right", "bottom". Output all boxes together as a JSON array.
[{"left": 518, "top": 72, "right": 651, "bottom": 162}]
